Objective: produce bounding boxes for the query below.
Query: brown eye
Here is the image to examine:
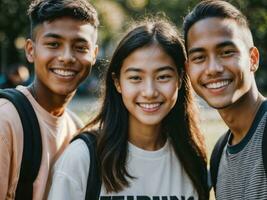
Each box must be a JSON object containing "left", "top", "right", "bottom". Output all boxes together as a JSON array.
[
  {"left": 75, "top": 45, "right": 89, "bottom": 53},
  {"left": 129, "top": 75, "right": 141, "bottom": 81},
  {"left": 157, "top": 74, "right": 172, "bottom": 81},
  {"left": 221, "top": 50, "right": 235, "bottom": 57},
  {"left": 191, "top": 55, "right": 205, "bottom": 63},
  {"left": 45, "top": 42, "right": 59, "bottom": 48}
]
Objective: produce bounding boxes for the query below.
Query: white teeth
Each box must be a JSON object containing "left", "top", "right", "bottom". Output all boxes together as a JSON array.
[
  {"left": 52, "top": 69, "right": 76, "bottom": 77},
  {"left": 206, "top": 80, "right": 230, "bottom": 89},
  {"left": 139, "top": 103, "right": 161, "bottom": 109}
]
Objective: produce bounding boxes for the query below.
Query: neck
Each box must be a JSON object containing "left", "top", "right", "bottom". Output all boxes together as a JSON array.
[
  {"left": 28, "top": 82, "right": 75, "bottom": 117},
  {"left": 128, "top": 121, "right": 166, "bottom": 151},
  {"left": 218, "top": 86, "right": 265, "bottom": 145}
]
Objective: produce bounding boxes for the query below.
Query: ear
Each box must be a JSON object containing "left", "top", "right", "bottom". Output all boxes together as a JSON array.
[
  {"left": 25, "top": 39, "right": 35, "bottom": 63},
  {"left": 249, "top": 47, "right": 260, "bottom": 72},
  {"left": 112, "top": 72, "right": 121, "bottom": 93}
]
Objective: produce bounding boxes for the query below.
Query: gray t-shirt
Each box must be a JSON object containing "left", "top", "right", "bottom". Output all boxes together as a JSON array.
[{"left": 216, "top": 102, "right": 267, "bottom": 200}]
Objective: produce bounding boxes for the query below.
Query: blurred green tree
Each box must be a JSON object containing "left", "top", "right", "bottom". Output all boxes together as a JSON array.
[
  {"left": 0, "top": 0, "right": 266, "bottom": 91},
  {"left": 0, "top": 0, "right": 30, "bottom": 74}
]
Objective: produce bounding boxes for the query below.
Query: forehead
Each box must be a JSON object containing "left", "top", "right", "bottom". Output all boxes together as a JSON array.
[
  {"left": 121, "top": 44, "right": 177, "bottom": 72},
  {"left": 34, "top": 17, "right": 97, "bottom": 42},
  {"left": 187, "top": 17, "right": 247, "bottom": 50}
]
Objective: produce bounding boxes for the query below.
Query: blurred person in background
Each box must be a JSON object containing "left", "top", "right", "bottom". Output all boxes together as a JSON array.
[{"left": 0, "top": 64, "right": 30, "bottom": 88}]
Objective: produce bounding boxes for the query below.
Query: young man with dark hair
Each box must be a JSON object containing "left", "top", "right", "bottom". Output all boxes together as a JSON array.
[
  {"left": 0, "top": 0, "right": 98, "bottom": 199},
  {"left": 183, "top": 0, "right": 267, "bottom": 199}
]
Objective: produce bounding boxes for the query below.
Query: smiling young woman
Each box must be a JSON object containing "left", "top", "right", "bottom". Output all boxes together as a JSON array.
[{"left": 48, "top": 18, "right": 209, "bottom": 200}]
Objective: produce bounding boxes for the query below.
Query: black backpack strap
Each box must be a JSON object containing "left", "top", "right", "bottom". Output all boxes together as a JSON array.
[
  {"left": 263, "top": 116, "right": 267, "bottom": 177},
  {"left": 210, "top": 131, "right": 229, "bottom": 193},
  {"left": 0, "top": 88, "right": 42, "bottom": 200},
  {"left": 71, "top": 132, "right": 101, "bottom": 200}
]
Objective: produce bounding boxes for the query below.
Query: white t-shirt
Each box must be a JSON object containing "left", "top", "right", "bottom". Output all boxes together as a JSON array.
[{"left": 48, "top": 138, "right": 198, "bottom": 200}]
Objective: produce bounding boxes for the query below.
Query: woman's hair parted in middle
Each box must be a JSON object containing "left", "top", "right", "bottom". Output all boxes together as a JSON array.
[{"left": 82, "top": 18, "right": 209, "bottom": 199}]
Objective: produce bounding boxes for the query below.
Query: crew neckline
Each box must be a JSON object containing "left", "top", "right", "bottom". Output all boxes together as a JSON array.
[
  {"left": 227, "top": 100, "right": 267, "bottom": 154},
  {"left": 16, "top": 85, "right": 67, "bottom": 126},
  {"left": 128, "top": 139, "right": 170, "bottom": 159}
]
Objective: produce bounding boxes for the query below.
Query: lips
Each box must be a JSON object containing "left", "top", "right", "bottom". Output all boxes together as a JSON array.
[
  {"left": 138, "top": 102, "right": 162, "bottom": 112},
  {"left": 204, "top": 80, "right": 231, "bottom": 89},
  {"left": 51, "top": 69, "right": 77, "bottom": 77}
]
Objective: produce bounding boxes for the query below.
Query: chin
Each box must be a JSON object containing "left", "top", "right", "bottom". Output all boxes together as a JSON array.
[
  {"left": 207, "top": 100, "right": 233, "bottom": 110},
  {"left": 53, "top": 87, "right": 76, "bottom": 96},
  {"left": 140, "top": 119, "right": 162, "bottom": 127}
]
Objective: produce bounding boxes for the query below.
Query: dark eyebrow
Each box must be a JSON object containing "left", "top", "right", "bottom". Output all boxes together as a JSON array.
[
  {"left": 188, "top": 41, "right": 236, "bottom": 55},
  {"left": 216, "top": 41, "right": 236, "bottom": 49},
  {"left": 124, "top": 67, "right": 142, "bottom": 73},
  {"left": 188, "top": 41, "right": 237, "bottom": 56},
  {"left": 188, "top": 47, "right": 205, "bottom": 56},
  {"left": 156, "top": 66, "right": 176, "bottom": 72},
  {"left": 43, "top": 33, "right": 89, "bottom": 44},
  {"left": 73, "top": 38, "right": 89, "bottom": 44},
  {"left": 43, "top": 33, "right": 62, "bottom": 39},
  {"left": 124, "top": 66, "right": 176, "bottom": 73}
]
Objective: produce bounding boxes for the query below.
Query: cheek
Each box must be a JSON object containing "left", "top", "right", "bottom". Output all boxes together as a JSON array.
[
  {"left": 33, "top": 49, "right": 54, "bottom": 65},
  {"left": 236, "top": 62, "right": 253, "bottom": 88},
  {"left": 169, "top": 89, "right": 179, "bottom": 110},
  {"left": 120, "top": 84, "right": 137, "bottom": 99},
  {"left": 171, "top": 88, "right": 179, "bottom": 103},
  {"left": 162, "top": 82, "right": 179, "bottom": 101},
  {"left": 120, "top": 86, "right": 138, "bottom": 112},
  {"left": 186, "top": 65, "right": 201, "bottom": 80},
  {"left": 78, "top": 54, "right": 94, "bottom": 67},
  {"left": 228, "top": 56, "right": 250, "bottom": 79}
]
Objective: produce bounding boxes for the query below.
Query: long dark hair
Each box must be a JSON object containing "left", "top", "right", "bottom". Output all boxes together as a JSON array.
[{"left": 83, "top": 18, "right": 209, "bottom": 199}]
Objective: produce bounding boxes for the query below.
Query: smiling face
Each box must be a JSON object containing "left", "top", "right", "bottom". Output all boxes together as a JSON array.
[
  {"left": 186, "top": 17, "right": 259, "bottom": 109},
  {"left": 114, "top": 44, "right": 180, "bottom": 129},
  {"left": 25, "top": 16, "right": 98, "bottom": 96}
]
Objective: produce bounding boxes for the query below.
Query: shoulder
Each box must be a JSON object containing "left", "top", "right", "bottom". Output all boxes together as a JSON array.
[
  {"left": 0, "top": 97, "right": 18, "bottom": 113},
  {"left": 52, "top": 138, "right": 90, "bottom": 185},
  {"left": 0, "top": 87, "right": 33, "bottom": 120},
  {"left": 260, "top": 100, "right": 267, "bottom": 122},
  {"left": 0, "top": 95, "right": 24, "bottom": 165},
  {"left": 49, "top": 139, "right": 91, "bottom": 199},
  {"left": 0, "top": 97, "right": 23, "bottom": 141},
  {"left": 54, "top": 139, "right": 90, "bottom": 171}
]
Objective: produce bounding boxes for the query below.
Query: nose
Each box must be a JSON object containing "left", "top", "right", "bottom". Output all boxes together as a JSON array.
[
  {"left": 141, "top": 79, "right": 159, "bottom": 99},
  {"left": 58, "top": 46, "right": 76, "bottom": 64},
  {"left": 206, "top": 55, "right": 224, "bottom": 76}
]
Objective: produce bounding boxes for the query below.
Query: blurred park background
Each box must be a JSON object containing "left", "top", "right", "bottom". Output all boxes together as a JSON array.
[
  {"left": 1, "top": 0, "right": 264, "bottom": 150},
  {"left": 1, "top": 0, "right": 267, "bottom": 91},
  {"left": 0, "top": 0, "right": 266, "bottom": 199}
]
